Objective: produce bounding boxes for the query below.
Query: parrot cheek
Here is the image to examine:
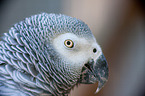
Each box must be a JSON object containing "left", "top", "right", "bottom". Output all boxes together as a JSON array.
[{"left": 79, "top": 53, "right": 109, "bottom": 93}]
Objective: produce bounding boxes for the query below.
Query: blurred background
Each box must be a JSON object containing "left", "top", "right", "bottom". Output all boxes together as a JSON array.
[{"left": 0, "top": 0, "right": 145, "bottom": 96}]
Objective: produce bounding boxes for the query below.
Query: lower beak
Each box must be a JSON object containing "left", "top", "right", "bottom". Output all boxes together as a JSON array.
[{"left": 79, "top": 53, "right": 109, "bottom": 93}]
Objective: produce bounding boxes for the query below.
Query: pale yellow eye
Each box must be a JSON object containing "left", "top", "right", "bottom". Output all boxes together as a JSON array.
[{"left": 64, "top": 39, "right": 74, "bottom": 48}]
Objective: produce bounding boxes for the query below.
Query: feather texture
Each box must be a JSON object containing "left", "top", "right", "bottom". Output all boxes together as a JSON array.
[
  {"left": 0, "top": 13, "right": 108, "bottom": 96},
  {"left": 0, "top": 13, "right": 92, "bottom": 96}
]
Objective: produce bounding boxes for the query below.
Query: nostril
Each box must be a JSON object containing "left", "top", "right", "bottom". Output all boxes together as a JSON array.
[{"left": 93, "top": 48, "right": 97, "bottom": 53}]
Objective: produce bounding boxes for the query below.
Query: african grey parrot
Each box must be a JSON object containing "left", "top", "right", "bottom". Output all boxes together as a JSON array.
[{"left": 0, "top": 13, "right": 108, "bottom": 96}]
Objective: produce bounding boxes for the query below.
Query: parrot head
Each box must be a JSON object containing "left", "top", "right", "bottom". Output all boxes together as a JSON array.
[
  {"left": 50, "top": 14, "right": 109, "bottom": 94},
  {"left": 52, "top": 33, "right": 108, "bottom": 94},
  {"left": 0, "top": 13, "right": 108, "bottom": 96}
]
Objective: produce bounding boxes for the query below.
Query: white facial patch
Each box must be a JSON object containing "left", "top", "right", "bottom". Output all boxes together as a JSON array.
[{"left": 52, "top": 33, "right": 102, "bottom": 70}]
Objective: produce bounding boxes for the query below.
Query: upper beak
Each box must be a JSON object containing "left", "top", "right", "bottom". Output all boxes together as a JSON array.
[{"left": 79, "top": 53, "right": 109, "bottom": 93}]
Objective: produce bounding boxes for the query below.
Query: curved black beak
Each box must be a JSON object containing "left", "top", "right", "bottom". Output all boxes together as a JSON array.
[{"left": 79, "top": 53, "right": 109, "bottom": 93}]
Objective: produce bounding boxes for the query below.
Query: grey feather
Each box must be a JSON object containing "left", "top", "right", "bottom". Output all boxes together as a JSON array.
[
  {"left": 0, "top": 13, "right": 109, "bottom": 96},
  {"left": 0, "top": 13, "right": 91, "bottom": 96}
]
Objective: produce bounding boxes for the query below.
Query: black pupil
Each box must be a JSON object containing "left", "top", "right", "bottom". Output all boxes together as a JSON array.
[
  {"left": 93, "top": 48, "right": 97, "bottom": 53},
  {"left": 67, "top": 41, "right": 71, "bottom": 45}
]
